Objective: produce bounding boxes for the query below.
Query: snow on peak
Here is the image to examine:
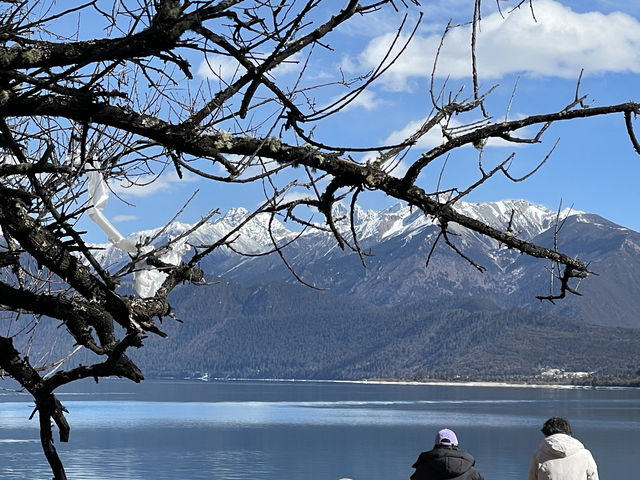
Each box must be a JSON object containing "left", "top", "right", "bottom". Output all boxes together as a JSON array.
[
  {"left": 325, "top": 198, "right": 576, "bottom": 243},
  {"left": 455, "top": 199, "right": 581, "bottom": 238},
  {"left": 90, "top": 199, "right": 587, "bottom": 268},
  {"left": 221, "top": 207, "right": 251, "bottom": 227}
]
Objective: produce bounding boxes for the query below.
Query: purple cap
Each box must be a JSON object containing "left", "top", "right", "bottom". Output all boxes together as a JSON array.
[{"left": 435, "top": 428, "right": 458, "bottom": 446}]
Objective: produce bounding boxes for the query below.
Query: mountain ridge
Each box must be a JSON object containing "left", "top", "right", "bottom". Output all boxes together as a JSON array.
[
  {"left": 92, "top": 198, "right": 640, "bottom": 328},
  {"left": 94, "top": 198, "right": 579, "bottom": 264}
]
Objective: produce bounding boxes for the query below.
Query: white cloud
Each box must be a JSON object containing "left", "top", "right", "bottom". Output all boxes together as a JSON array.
[
  {"left": 325, "top": 89, "right": 386, "bottom": 113},
  {"left": 474, "top": 0, "right": 640, "bottom": 77},
  {"left": 111, "top": 171, "right": 199, "bottom": 198},
  {"left": 197, "top": 53, "right": 304, "bottom": 83},
  {"left": 345, "top": 90, "right": 385, "bottom": 111},
  {"left": 382, "top": 116, "right": 525, "bottom": 151},
  {"left": 355, "top": 0, "right": 640, "bottom": 89},
  {"left": 198, "top": 55, "right": 246, "bottom": 83},
  {"left": 272, "top": 52, "right": 304, "bottom": 76},
  {"left": 112, "top": 214, "right": 138, "bottom": 223},
  {"left": 279, "top": 190, "right": 314, "bottom": 204},
  {"left": 383, "top": 117, "right": 448, "bottom": 149},
  {"left": 367, "top": 115, "right": 527, "bottom": 180},
  {"left": 336, "top": 6, "right": 424, "bottom": 39}
]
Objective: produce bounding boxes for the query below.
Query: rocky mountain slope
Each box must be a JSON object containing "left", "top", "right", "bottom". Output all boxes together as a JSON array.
[{"left": 95, "top": 199, "right": 640, "bottom": 328}]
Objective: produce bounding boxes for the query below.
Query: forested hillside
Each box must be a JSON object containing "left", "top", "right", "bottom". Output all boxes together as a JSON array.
[{"left": 119, "top": 279, "right": 640, "bottom": 382}]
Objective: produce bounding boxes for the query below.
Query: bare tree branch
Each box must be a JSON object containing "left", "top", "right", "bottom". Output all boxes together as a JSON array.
[{"left": 0, "top": 1, "right": 639, "bottom": 477}]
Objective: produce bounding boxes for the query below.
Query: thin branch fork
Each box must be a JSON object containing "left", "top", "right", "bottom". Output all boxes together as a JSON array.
[
  {"left": 536, "top": 265, "right": 589, "bottom": 303},
  {"left": 403, "top": 101, "right": 640, "bottom": 185}
]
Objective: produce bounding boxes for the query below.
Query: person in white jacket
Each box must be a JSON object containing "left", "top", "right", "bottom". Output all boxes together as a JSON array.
[{"left": 528, "top": 417, "right": 599, "bottom": 480}]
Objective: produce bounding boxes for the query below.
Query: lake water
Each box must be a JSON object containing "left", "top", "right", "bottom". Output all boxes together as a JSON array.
[{"left": 0, "top": 379, "right": 638, "bottom": 479}]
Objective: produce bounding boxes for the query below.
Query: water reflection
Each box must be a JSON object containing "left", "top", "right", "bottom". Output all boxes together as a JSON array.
[{"left": 5, "top": 397, "right": 640, "bottom": 430}]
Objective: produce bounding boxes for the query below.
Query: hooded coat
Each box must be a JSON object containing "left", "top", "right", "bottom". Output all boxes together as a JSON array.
[
  {"left": 410, "top": 445, "right": 483, "bottom": 480},
  {"left": 528, "top": 433, "right": 599, "bottom": 480}
]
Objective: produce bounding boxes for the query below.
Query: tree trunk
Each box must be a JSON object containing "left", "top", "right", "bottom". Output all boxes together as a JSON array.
[{"left": 37, "top": 400, "right": 68, "bottom": 480}]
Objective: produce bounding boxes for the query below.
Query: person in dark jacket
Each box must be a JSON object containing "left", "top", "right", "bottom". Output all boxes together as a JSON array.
[{"left": 410, "top": 428, "right": 484, "bottom": 480}]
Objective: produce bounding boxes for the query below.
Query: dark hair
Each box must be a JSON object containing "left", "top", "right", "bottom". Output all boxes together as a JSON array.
[{"left": 541, "top": 417, "right": 572, "bottom": 436}]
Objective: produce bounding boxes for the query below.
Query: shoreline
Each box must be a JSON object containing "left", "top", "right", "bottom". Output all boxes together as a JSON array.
[
  {"left": 347, "top": 378, "right": 640, "bottom": 390},
  {"left": 186, "top": 376, "right": 640, "bottom": 391}
]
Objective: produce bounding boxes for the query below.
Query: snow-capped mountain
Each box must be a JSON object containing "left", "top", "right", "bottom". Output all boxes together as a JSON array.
[
  {"left": 92, "top": 199, "right": 640, "bottom": 328},
  {"left": 93, "top": 199, "right": 572, "bottom": 263}
]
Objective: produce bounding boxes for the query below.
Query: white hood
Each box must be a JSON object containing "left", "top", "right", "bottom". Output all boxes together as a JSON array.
[
  {"left": 539, "top": 433, "right": 585, "bottom": 458},
  {"left": 529, "top": 433, "right": 599, "bottom": 480}
]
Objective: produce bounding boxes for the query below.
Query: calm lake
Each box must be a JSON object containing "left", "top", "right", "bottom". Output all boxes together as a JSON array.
[{"left": 0, "top": 379, "right": 639, "bottom": 479}]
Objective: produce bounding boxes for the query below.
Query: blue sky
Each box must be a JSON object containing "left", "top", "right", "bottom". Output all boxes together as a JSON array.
[{"left": 89, "top": 0, "right": 640, "bottom": 241}]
